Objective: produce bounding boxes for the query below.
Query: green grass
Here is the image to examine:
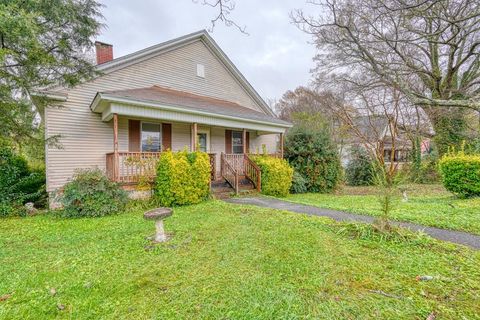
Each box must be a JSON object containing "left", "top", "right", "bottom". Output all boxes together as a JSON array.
[
  {"left": 285, "top": 184, "right": 480, "bottom": 235},
  {"left": 1, "top": 201, "right": 479, "bottom": 319}
]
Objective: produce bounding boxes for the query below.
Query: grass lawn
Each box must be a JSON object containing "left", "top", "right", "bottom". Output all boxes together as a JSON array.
[
  {"left": 1, "top": 201, "right": 479, "bottom": 319},
  {"left": 285, "top": 184, "right": 480, "bottom": 235}
]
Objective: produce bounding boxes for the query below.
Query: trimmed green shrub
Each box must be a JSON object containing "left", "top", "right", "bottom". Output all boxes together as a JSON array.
[
  {"left": 155, "top": 150, "right": 210, "bottom": 206},
  {"left": 252, "top": 156, "right": 293, "bottom": 197},
  {"left": 439, "top": 153, "right": 480, "bottom": 197},
  {"left": 284, "top": 126, "right": 341, "bottom": 193},
  {"left": 290, "top": 170, "right": 308, "bottom": 194},
  {"left": 345, "top": 145, "right": 374, "bottom": 186},
  {"left": 0, "top": 146, "right": 46, "bottom": 217},
  {"left": 58, "top": 168, "right": 128, "bottom": 217}
]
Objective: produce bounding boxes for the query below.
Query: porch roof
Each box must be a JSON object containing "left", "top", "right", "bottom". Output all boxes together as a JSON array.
[{"left": 90, "top": 85, "right": 292, "bottom": 133}]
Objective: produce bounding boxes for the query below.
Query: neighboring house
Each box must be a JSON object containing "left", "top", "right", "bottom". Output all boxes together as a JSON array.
[
  {"left": 339, "top": 115, "right": 430, "bottom": 166},
  {"left": 37, "top": 30, "right": 291, "bottom": 201}
]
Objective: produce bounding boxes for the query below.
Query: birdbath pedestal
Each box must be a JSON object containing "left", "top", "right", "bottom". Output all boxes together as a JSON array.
[{"left": 144, "top": 208, "right": 173, "bottom": 242}]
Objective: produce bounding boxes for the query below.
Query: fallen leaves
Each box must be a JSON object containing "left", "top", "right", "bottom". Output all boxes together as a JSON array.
[
  {"left": 0, "top": 293, "right": 12, "bottom": 302},
  {"left": 426, "top": 311, "right": 437, "bottom": 320}
]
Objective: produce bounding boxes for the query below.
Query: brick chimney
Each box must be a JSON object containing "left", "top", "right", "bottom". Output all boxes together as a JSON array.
[{"left": 95, "top": 41, "right": 113, "bottom": 64}]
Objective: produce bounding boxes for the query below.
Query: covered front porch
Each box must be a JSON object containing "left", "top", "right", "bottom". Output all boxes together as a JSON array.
[{"left": 90, "top": 85, "right": 291, "bottom": 192}]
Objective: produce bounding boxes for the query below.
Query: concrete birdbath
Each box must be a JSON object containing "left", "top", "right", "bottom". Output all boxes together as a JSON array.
[{"left": 144, "top": 208, "right": 173, "bottom": 242}]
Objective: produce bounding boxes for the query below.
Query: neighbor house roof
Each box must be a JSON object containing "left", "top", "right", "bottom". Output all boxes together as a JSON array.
[{"left": 90, "top": 85, "right": 291, "bottom": 127}]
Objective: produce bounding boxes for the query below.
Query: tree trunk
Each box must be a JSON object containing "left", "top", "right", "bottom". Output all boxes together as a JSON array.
[{"left": 423, "top": 107, "right": 467, "bottom": 156}]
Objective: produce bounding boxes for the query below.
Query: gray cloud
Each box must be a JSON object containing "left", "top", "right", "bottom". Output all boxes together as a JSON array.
[{"left": 99, "top": 0, "right": 316, "bottom": 101}]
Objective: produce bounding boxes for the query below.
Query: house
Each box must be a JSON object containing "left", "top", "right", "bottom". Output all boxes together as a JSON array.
[
  {"left": 37, "top": 30, "right": 291, "bottom": 201},
  {"left": 339, "top": 115, "right": 431, "bottom": 166}
]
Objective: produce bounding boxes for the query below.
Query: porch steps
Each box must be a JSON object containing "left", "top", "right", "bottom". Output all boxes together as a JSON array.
[{"left": 211, "top": 177, "right": 257, "bottom": 199}]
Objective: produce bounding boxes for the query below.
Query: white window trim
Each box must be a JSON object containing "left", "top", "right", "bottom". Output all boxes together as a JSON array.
[
  {"left": 141, "top": 121, "right": 162, "bottom": 152},
  {"left": 197, "top": 128, "right": 210, "bottom": 153}
]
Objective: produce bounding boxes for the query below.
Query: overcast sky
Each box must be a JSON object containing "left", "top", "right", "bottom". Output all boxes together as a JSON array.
[{"left": 98, "top": 0, "right": 316, "bottom": 103}]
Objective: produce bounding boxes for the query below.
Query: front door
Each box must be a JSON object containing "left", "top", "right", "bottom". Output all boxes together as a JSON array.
[{"left": 196, "top": 129, "right": 210, "bottom": 152}]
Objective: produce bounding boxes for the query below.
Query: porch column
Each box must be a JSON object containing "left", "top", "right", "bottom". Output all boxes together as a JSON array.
[
  {"left": 279, "top": 132, "right": 284, "bottom": 158},
  {"left": 113, "top": 113, "right": 119, "bottom": 182},
  {"left": 242, "top": 128, "right": 247, "bottom": 154},
  {"left": 191, "top": 123, "right": 198, "bottom": 151}
]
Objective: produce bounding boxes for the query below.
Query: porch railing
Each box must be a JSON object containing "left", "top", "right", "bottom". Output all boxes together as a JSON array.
[
  {"left": 106, "top": 152, "right": 161, "bottom": 183},
  {"left": 106, "top": 152, "right": 217, "bottom": 183},
  {"left": 223, "top": 153, "right": 245, "bottom": 175}
]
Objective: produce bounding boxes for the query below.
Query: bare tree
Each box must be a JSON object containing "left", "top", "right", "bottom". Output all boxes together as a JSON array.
[
  {"left": 293, "top": 0, "right": 480, "bottom": 154},
  {"left": 275, "top": 86, "right": 350, "bottom": 152},
  {"left": 194, "top": 0, "right": 248, "bottom": 34},
  {"left": 275, "top": 86, "right": 338, "bottom": 120},
  {"left": 328, "top": 82, "right": 417, "bottom": 229}
]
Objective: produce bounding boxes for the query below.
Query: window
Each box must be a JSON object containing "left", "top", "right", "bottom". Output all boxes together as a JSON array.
[
  {"left": 232, "top": 131, "right": 243, "bottom": 154},
  {"left": 384, "top": 149, "right": 392, "bottom": 161},
  {"left": 141, "top": 123, "right": 161, "bottom": 152},
  {"left": 384, "top": 149, "right": 408, "bottom": 162},
  {"left": 196, "top": 64, "right": 205, "bottom": 78},
  {"left": 197, "top": 130, "right": 210, "bottom": 152}
]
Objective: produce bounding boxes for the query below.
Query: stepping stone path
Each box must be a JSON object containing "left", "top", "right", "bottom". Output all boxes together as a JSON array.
[{"left": 144, "top": 207, "right": 173, "bottom": 242}]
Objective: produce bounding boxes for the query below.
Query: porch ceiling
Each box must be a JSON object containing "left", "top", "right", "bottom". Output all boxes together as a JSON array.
[{"left": 90, "top": 85, "right": 292, "bottom": 133}]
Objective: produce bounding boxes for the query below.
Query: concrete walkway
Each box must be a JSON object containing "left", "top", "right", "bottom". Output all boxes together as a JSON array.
[{"left": 225, "top": 197, "right": 480, "bottom": 250}]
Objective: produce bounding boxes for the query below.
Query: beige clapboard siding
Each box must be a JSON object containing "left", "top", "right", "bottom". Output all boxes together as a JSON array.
[{"left": 46, "top": 39, "right": 273, "bottom": 191}]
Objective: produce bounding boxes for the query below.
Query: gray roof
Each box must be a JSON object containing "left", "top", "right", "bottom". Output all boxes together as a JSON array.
[{"left": 99, "top": 85, "right": 291, "bottom": 126}]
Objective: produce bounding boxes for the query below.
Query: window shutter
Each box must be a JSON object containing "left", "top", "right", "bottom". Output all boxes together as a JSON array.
[
  {"left": 162, "top": 123, "right": 172, "bottom": 151},
  {"left": 246, "top": 132, "right": 250, "bottom": 154},
  {"left": 225, "top": 130, "right": 232, "bottom": 153},
  {"left": 128, "top": 120, "right": 140, "bottom": 152}
]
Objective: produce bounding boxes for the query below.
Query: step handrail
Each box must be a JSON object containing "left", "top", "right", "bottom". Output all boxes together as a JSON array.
[
  {"left": 221, "top": 152, "right": 239, "bottom": 194},
  {"left": 244, "top": 154, "right": 261, "bottom": 192}
]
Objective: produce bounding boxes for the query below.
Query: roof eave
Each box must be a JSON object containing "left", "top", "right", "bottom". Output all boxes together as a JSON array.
[
  {"left": 91, "top": 94, "right": 292, "bottom": 128},
  {"left": 30, "top": 91, "right": 68, "bottom": 101}
]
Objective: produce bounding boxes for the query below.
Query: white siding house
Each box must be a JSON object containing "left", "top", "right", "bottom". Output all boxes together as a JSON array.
[{"left": 40, "top": 30, "right": 290, "bottom": 198}]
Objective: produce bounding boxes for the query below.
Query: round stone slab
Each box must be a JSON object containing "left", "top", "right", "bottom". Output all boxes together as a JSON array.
[{"left": 143, "top": 208, "right": 173, "bottom": 220}]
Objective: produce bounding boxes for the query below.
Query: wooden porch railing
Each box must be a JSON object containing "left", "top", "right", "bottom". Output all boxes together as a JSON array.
[
  {"left": 223, "top": 153, "right": 245, "bottom": 175},
  {"left": 244, "top": 154, "right": 261, "bottom": 192},
  {"left": 106, "top": 152, "right": 161, "bottom": 183},
  {"left": 221, "top": 152, "right": 239, "bottom": 194},
  {"left": 106, "top": 152, "right": 217, "bottom": 183}
]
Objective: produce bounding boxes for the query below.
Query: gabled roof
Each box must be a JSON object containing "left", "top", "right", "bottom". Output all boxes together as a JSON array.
[
  {"left": 90, "top": 85, "right": 291, "bottom": 127},
  {"left": 93, "top": 30, "right": 275, "bottom": 116}
]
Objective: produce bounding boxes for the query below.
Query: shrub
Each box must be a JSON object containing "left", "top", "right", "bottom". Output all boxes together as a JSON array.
[
  {"left": 284, "top": 126, "right": 341, "bottom": 193},
  {"left": 155, "top": 150, "right": 210, "bottom": 206},
  {"left": 290, "top": 170, "right": 308, "bottom": 194},
  {"left": 58, "top": 168, "right": 128, "bottom": 217},
  {"left": 345, "top": 145, "right": 374, "bottom": 186},
  {"left": 0, "top": 146, "right": 46, "bottom": 217},
  {"left": 252, "top": 156, "right": 293, "bottom": 197},
  {"left": 416, "top": 157, "right": 440, "bottom": 184},
  {"left": 439, "top": 153, "right": 480, "bottom": 197}
]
